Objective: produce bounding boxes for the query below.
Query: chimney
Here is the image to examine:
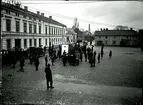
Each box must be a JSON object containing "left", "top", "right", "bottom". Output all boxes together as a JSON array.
[
  {"left": 106, "top": 28, "right": 108, "bottom": 30},
  {"left": 49, "top": 16, "right": 52, "bottom": 19},
  {"left": 24, "top": 6, "right": 28, "bottom": 11},
  {"left": 37, "top": 11, "right": 40, "bottom": 15},
  {"left": 100, "top": 28, "right": 102, "bottom": 31},
  {"left": 41, "top": 13, "right": 44, "bottom": 16},
  {"left": 130, "top": 28, "right": 133, "bottom": 30}
]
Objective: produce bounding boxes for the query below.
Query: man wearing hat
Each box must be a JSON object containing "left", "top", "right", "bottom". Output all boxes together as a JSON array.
[{"left": 45, "top": 64, "right": 54, "bottom": 89}]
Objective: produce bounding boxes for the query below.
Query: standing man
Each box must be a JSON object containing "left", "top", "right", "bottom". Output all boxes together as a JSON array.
[
  {"left": 97, "top": 53, "right": 100, "bottom": 63},
  {"left": 45, "top": 64, "right": 54, "bottom": 89},
  {"left": 35, "top": 57, "right": 39, "bottom": 70},
  {"left": 62, "top": 50, "right": 67, "bottom": 66},
  {"left": 109, "top": 50, "right": 112, "bottom": 59},
  {"left": 45, "top": 55, "right": 48, "bottom": 66}
]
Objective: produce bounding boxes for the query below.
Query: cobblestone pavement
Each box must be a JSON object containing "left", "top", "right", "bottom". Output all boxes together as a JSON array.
[{"left": 2, "top": 47, "right": 143, "bottom": 105}]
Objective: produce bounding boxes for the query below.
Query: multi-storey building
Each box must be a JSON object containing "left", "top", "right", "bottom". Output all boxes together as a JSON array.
[
  {"left": 1, "top": 2, "right": 73, "bottom": 50},
  {"left": 94, "top": 29, "right": 139, "bottom": 47}
]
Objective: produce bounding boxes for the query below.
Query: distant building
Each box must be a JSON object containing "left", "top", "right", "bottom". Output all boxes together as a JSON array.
[
  {"left": 1, "top": 2, "right": 70, "bottom": 50},
  {"left": 94, "top": 29, "right": 139, "bottom": 46},
  {"left": 72, "top": 18, "right": 79, "bottom": 29},
  {"left": 66, "top": 28, "right": 77, "bottom": 43}
]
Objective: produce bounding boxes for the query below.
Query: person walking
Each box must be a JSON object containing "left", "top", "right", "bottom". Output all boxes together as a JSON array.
[
  {"left": 45, "top": 55, "right": 48, "bottom": 66},
  {"left": 45, "top": 64, "right": 54, "bottom": 89},
  {"left": 97, "top": 53, "right": 100, "bottom": 63},
  {"left": 109, "top": 50, "right": 112, "bottom": 59},
  {"left": 35, "top": 57, "right": 39, "bottom": 70}
]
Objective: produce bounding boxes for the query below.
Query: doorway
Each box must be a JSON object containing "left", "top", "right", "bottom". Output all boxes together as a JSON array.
[{"left": 15, "top": 39, "right": 21, "bottom": 48}]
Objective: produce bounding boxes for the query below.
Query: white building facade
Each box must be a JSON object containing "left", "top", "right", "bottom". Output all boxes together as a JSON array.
[{"left": 1, "top": 2, "right": 73, "bottom": 50}]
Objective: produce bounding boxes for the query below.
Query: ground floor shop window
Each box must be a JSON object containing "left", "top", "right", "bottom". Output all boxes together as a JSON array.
[
  {"left": 34, "top": 39, "right": 37, "bottom": 47},
  {"left": 29, "top": 39, "right": 32, "bottom": 47},
  {"left": 24, "top": 39, "right": 27, "bottom": 48},
  {"left": 15, "top": 39, "right": 21, "bottom": 48},
  {"left": 39, "top": 38, "right": 41, "bottom": 47},
  {"left": 45, "top": 39, "right": 47, "bottom": 45}
]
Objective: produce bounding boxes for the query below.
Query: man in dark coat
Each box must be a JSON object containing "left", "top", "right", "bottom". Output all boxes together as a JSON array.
[
  {"left": 62, "top": 50, "right": 67, "bottom": 66},
  {"left": 97, "top": 53, "right": 100, "bottom": 63},
  {"left": 35, "top": 57, "right": 39, "bottom": 70},
  {"left": 45, "top": 64, "right": 54, "bottom": 89},
  {"left": 109, "top": 50, "right": 112, "bottom": 59}
]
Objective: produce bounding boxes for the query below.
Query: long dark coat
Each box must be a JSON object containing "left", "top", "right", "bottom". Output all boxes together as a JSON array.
[{"left": 45, "top": 67, "right": 53, "bottom": 81}]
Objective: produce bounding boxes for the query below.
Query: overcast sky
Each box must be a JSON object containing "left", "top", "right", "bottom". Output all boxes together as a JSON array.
[{"left": 20, "top": 0, "right": 143, "bottom": 32}]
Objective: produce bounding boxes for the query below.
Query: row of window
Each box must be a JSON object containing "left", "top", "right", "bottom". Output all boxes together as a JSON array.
[
  {"left": 6, "top": 38, "right": 66, "bottom": 49},
  {"left": 6, "top": 9, "right": 40, "bottom": 22},
  {"left": 5, "top": 18, "right": 64, "bottom": 35},
  {"left": 98, "top": 36, "right": 137, "bottom": 39},
  {"left": 98, "top": 36, "right": 116, "bottom": 39}
]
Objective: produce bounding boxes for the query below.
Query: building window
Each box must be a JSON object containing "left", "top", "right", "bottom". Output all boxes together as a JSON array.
[
  {"left": 16, "top": 13, "right": 19, "bottom": 17},
  {"left": 67, "top": 37, "right": 69, "bottom": 42},
  {"left": 39, "top": 19, "right": 41, "bottom": 22},
  {"left": 6, "top": 39, "right": 11, "bottom": 49},
  {"left": 16, "top": 20, "right": 20, "bottom": 32},
  {"left": 126, "top": 36, "right": 128, "bottom": 39},
  {"left": 6, "top": 19, "right": 11, "bottom": 31},
  {"left": 53, "top": 27, "right": 55, "bottom": 35},
  {"left": 24, "top": 39, "right": 27, "bottom": 48},
  {"left": 39, "top": 38, "right": 41, "bottom": 47},
  {"left": 105, "top": 36, "right": 108, "bottom": 39},
  {"left": 6, "top": 9, "right": 10, "bottom": 14},
  {"left": 49, "top": 26, "right": 51, "bottom": 34},
  {"left": 51, "top": 27, "right": 53, "bottom": 35},
  {"left": 45, "top": 39, "right": 47, "bottom": 45},
  {"left": 99, "top": 36, "right": 101, "bottom": 39},
  {"left": 114, "top": 36, "right": 116, "bottom": 39},
  {"left": 112, "top": 41, "right": 116, "bottom": 45},
  {"left": 23, "top": 22, "right": 27, "bottom": 33},
  {"left": 34, "top": 39, "right": 37, "bottom": 47},
  {"left": 29, "top": 23, "right": 32, "bottom": 33},
  {"left": 34, "top": 24, "right": 37, "bottom": 33},
  {"left": 105, "top": 41, "right": 108, "bottom": 44},
  {"left": 45, "top": 25, "right": 47, "bottom": 34},
  {"left": 29, "top": 39, "right": 32, "bottom": 47},
  {"left": 39, "top": 25, "right": 41, "bottom": 34}
]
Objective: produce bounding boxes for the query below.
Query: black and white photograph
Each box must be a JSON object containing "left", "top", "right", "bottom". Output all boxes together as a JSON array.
[{"left": 1, "top": 0, "right": 143, "bottom": 104}]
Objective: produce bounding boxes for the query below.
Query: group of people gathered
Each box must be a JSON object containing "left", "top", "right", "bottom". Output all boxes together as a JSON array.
[{"left": 49, "top": 43, "right": 113, "bottom": 67}]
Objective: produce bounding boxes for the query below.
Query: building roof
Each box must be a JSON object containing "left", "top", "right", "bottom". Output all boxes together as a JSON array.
[
  {"left": 1, "top": 2, "right": 66, "bottom": 27},
  {"left": 94, "top": 30, "right": 139, "bottom": 36},
  {"left": 66, "top": 28, "right": 77, "bottom": 35}
]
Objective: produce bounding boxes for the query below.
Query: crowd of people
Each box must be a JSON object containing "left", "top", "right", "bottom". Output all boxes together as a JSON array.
[
  {"left": 2, "top": 42, "right": 112, "bottom": 89},
  {"left": 2, "top": 46, "right": 45, "bottom": 72}
]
